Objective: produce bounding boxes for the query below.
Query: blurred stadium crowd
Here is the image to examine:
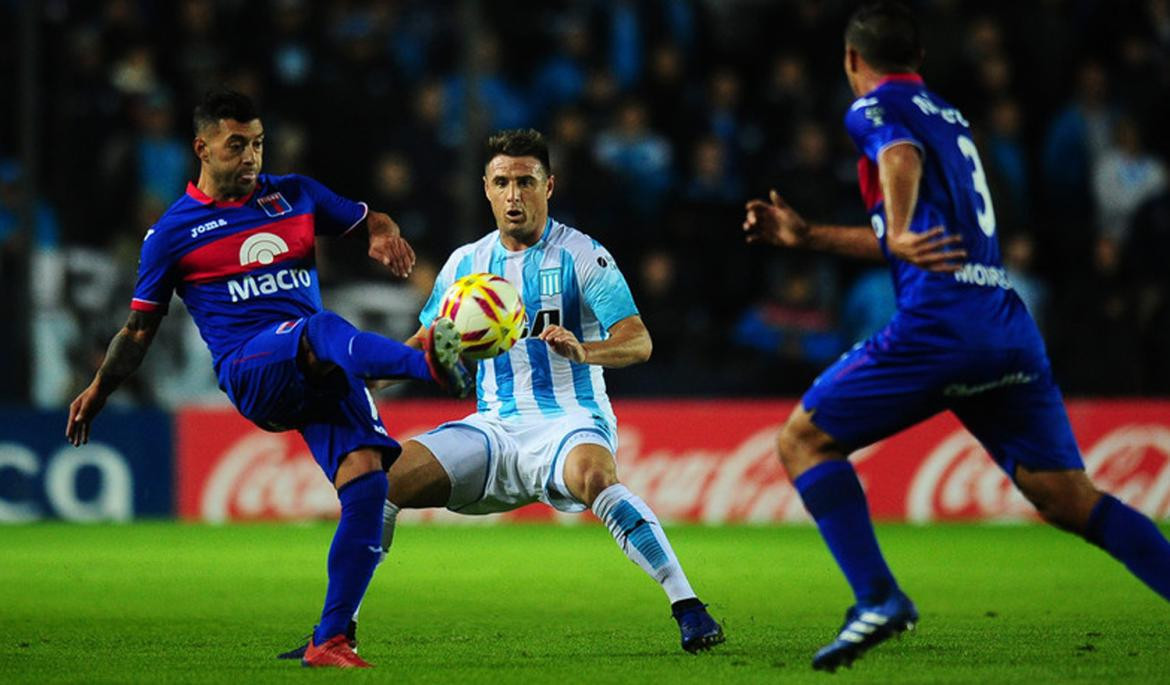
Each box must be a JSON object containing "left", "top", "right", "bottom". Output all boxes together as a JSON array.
[{"left": 1, "top": 0, "right": 1169, "bottom": 407}]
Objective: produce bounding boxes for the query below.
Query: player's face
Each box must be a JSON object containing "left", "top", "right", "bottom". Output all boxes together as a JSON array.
[
  {"left": 195, "top": 118, "right": 264, "bottom": 198},
  {"left": 484, "top": 155, "right": 554, "bottom": 248}
]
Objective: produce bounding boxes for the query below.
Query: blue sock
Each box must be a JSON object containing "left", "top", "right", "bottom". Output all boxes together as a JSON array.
[
  {"left": 306, "top": 311, "right": 431, "bottom": 382},
  {"left": 314, "top": 471, "right": 388, "bottom": 644},
  {"left": 1084, "top": 494, "right": 1170, "bottom": 601},
  {"left": 794, "top": 460, "right": 898, "bottom": 605}
]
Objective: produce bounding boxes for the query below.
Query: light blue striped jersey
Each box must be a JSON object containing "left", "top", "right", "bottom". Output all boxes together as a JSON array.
[{"left": 420, "top": 218, "right": 638, "bottom": 426}]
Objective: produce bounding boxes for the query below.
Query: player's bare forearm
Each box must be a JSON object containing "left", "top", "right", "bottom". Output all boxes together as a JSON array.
[
  {"left": 366, "top": 210, "right": 416, "bottom": 278},
  {"left": 804, "top": 223, "right": 884, "bottom": 261},
  {"left": 67, "top": 310, "right": 161, "bottom": 445},
  {"left": 95, "top": 310, "right": 161, "bottom": 394},
  {"left": 743, "top": 190, "right": 881, "bottom": 261},
  {"left": 878, "top": 143, "right": 966, "bottom": 271},
  {"left": 545, "top": 315, "right": 651, "bottom": 368}
]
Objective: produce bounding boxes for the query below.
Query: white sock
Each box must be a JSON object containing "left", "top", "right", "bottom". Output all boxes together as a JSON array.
[
  {"left": 352, "top": 500, "right": 401, "bottom": 623},
  {"left": 591, "top": 483, "right": 697, "bottom": 604}
]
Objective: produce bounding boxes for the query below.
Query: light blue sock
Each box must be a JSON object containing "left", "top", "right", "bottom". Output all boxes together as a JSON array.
[{"left": 593, "top": 484, "right": 696, "bottom": 603}]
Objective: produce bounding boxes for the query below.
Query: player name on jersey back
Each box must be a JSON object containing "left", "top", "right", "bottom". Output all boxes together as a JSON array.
[{"left": 845, "top": 74, "right": 1040, "bottom": 350}]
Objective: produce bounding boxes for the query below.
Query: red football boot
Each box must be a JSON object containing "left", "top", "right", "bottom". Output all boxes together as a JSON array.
[{"left": 301, "top": 633, "right": 372, "bottom": 668}]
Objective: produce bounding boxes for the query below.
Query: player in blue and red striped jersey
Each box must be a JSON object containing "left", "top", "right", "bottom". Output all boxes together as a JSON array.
[
  {"left": 742, "top": 1, "right": 1170, "bottom": 672},
  {"left": 64, "top": 89, "right": 471, "bottom": 669}
]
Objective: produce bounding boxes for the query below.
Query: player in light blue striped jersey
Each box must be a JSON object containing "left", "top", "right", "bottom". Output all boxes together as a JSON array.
[{"left": 281, "top": 129, "right": 723, "bottom": 659}]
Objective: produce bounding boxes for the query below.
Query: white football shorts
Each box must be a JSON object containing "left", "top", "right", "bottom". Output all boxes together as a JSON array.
[{"left": 409, "top": 412, "right": 617, "bottom": 515}]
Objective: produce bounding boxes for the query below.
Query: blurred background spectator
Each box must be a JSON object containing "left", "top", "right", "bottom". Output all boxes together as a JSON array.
[{"left": 3, "top": 0, "right": 1170, "bottom": 405}]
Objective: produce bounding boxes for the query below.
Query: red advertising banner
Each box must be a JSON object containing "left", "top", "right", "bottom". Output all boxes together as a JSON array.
[{"left": 176, "top": 400, "right": 1170, "bottom": 523}]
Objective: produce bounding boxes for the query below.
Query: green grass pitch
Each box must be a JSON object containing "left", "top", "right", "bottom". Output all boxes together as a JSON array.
[{"left": 1, "top": 522, "right": 1167, "bottom": 684}]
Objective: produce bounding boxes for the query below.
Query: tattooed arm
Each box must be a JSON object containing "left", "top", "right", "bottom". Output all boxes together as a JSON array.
[{"left": 66, "top": 310, "right": 163, "bottom": 446}]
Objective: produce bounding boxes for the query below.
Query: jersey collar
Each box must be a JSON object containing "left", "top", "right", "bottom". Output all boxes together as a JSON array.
[
  {"left": 496, "top": 217, "right": 552, "bottom": 254},
  {"left": 874, "top": 72, "right": 924, "bottom": 90},
  {"left": 185, "top": 180, "right": 258, "bottom": 208}
]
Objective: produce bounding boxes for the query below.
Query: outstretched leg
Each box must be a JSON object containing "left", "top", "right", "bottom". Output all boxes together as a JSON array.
[
  {"left": 302, "top": 311, "right": 470, "bottom": 396},
  {"left": 564, "top": 443, "right": 725, "bottom": 653},
  {"left": 1015, "top": 466, "right": 1170, "bottom": 601},
  {"left": 779, "top": 404, "right": 917, "bottom": 672}
]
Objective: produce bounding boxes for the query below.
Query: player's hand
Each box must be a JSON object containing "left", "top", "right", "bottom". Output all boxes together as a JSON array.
[
  {"left": 887, "top": 225, "right": 966, "bottom": 273},
  {"left": 539, "top": 325, "right": 587, "bottom": 364},
  {"left": 367, "top": 213, "right": 416, "bottom": 278},
  {"left": 743, "top": 190, "right": 810, "bottom": 248},
  {"left": 65, "top": 380, "right": 107, "bottom": 447}
]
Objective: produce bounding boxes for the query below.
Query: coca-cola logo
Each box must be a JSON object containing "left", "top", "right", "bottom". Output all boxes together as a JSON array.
[
  {"left": 616, "top": 425, "right": 882, "bottom": 524},
  {"left": 906, "top": 430, "right": 1032, "bottom": 523},
  {"left": 1083, "top": 425, "right": 1170, "bottom": 519},
  {"left": 185, "top": 406, "right": 1170, "bottom": 524},
  {"left": 201, "top": 433, "right": 338, "bottom": 522},
  {"left": 617, "top": 423, "right": 808, "bottom": 524},
  {"left": 907, "top": 425, "right": 1170, "bottom": 522}
]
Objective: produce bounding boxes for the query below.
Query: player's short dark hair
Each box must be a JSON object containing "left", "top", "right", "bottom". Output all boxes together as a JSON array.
[
  {"left": 193, "top": 88, "right": 259, "bottom": 135},
  {"left": 845, "top": 1, "right": 923, "bottom": 73},
  {"left": 483, "top": 129, "right": 552, "bottom": 177}
]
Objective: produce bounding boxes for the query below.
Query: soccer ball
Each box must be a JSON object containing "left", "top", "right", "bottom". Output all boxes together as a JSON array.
[{"left": 437, "top": 273, "right": 526, "bottom": 359}]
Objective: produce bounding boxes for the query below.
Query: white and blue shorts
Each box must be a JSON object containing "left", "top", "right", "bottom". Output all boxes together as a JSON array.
[{"left": 409, "top": 412, "right": 617, "bottom": 515}]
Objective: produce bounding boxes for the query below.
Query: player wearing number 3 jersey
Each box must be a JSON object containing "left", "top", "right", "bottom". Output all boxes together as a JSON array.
[{"left": 742, "top": 1, "right": 1170, "bottom": 673}]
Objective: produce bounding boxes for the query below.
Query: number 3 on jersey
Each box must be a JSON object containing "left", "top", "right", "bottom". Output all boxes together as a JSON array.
[{"left": 957, "top": 135, "right": 996, "bottom": 237}]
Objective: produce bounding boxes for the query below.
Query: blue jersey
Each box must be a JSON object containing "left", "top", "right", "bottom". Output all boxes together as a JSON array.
[
  {"left": 419, "top": 219, "right": 638, "bottom": 427},
  {"left": 131, "top": 174, "right": 367, "bottom": 371},
  {"left": 845, "top": 73, "right": 1040, "bottom": 351}
]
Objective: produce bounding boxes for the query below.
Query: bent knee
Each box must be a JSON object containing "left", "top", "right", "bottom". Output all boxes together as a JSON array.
[
  {"left": 578, "top": 466, "right": 618, "bottom": 504},
  {"left": 563, "top": 448, "right": 618, "bottom": 507},
  {"left": 334, "top": 448, "right": 387, "bottom": 489},
  {"left": 1015, "top": 468, "right": 1102, "bottom": 532},
  {"left": 776, "top": 408, "right": 838, "bottom": 478}
]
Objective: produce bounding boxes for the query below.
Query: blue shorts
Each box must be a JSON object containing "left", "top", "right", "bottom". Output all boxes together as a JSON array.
[
  {"left": 802, "top": 327, "right": 1083, "bottom": 479},
  {"left": 217, "top": 314, "right": 400, "bottom": 481}
]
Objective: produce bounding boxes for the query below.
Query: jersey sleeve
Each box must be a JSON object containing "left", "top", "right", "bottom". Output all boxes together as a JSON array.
[
  {"left": 577, "top": 243, "right": 639, "bottom": 331},
  {"left": 130, "top": 226, "right": 174, "bottom": 314},
  {"left": 417, "top": 250, "right": 467, "bottom": 327},
  {"left": 845, "top": 96, "right": 924, "bottom": 162},
  {"left": 293, "top": 174, "right": 369, "bottom": 236}
]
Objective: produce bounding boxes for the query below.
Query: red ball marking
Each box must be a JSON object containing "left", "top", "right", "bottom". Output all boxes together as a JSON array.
[
  {"left": 474, "top": 294, "right": 501, "bottom": 322},
  {"left": 480, "top": 284, "right": 507, "bottom": 310}
]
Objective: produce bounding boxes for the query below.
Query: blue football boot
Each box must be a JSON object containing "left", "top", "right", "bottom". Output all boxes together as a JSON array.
[
  {"left": 811, "top": 590, "right": 918, "bottom": 672},
  {"left": 672, "top": 601, "right": 726, "bottom": 653}
]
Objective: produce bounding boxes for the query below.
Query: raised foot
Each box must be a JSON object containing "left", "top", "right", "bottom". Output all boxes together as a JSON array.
[{"left": 425, "top": 317, "right": 472, "bottom": 398}]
